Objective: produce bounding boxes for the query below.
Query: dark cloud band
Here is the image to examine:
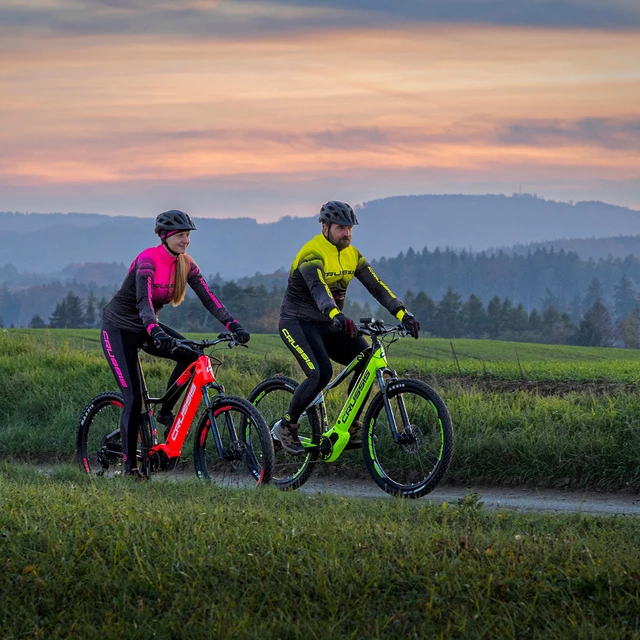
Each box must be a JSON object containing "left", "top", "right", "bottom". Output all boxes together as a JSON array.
[{"left": 2, "top": 0, "right": 639, "bottom": 38}]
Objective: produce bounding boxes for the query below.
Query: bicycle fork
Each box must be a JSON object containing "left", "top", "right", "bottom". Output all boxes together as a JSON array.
[
  {"left": 378, "top": 372, "right": 416, "bottom": 445},
  {"left": 202, "top": 385, "right": 247, "bottom": 461}
]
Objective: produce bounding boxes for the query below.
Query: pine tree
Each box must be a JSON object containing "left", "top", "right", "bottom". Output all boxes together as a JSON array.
[
  {"left": 28, "top": 314, "right": 46, "bottom": 328},
  {"left": 574, "top": 299, "right": 615, "bottom": 347},
  {"left": 620, "top": 306, "right": 640, "bottom": 349},
  {"left": 49, "top": 291, "right": 85, "bottom": 328},
  {"left": 486, "top": 296, "right": 502, "bottom": 338},
  {"left": 85, "top": 291, "right": 98, "bottom": 328},
  {"left": 613, "top": 275, "right": 637, "bottom": 321},
  {"left": 509, "top": 304, "right": 530, "bottom": 336},
  {"left": 433, "top": 287, "right": 463, "bottom": 338},
  {"left": 49, "top": 300, "right": 67, "bottom": 328},
  {"left": 584, "top": 277, "right": 605, "bottom": 310},
  {"left": 528, "top": 308, "right": 542, "bottom": 335},
  {"left": 461, "top": 294, "right": 487, "bottom": 339},
  {"left": 411, "top": 291, "right": 436, "bottom": 336},
  {"left": 542, "top": 305, "right": 575, "bottom": 344}
]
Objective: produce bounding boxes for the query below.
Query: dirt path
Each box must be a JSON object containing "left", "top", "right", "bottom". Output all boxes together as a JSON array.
[
  {"left": 28, "top": 462, "right": 640, "bottom": 517},
  {"left": 300, "top": 477, "right": 640, "bottom": 517}
]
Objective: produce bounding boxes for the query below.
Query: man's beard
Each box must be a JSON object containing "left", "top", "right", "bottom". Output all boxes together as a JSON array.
[{"left": 330, "top": 232, "right": 351, "bottom": 250}]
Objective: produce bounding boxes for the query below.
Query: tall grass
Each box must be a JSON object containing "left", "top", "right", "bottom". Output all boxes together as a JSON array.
[
  {"left": 3, "top": 330, "right": 640, "bottom": 490},
  {"left": 1, "top": 463, "right": 639, "bottom": 639},
  {"left": 446, "top": 383, "right": 640, "bottom": 489}
]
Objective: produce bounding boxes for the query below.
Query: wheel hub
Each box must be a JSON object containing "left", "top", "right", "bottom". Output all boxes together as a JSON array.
[{"left": 398, "top": 424, "right": 422, "bottom": 453}]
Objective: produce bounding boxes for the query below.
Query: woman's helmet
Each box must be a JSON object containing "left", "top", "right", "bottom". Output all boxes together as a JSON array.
[
  {"left": 154, "top": 210, "right": 197, "bottom": 236},
  {"left": 318, "top": 201, "right": 359, "bottom": 226}
]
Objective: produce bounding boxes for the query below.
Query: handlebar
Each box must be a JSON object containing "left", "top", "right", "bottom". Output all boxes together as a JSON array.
[
  {"left": 357, "top": 317, "right": 408, "bottom": 338},
  {"left": 171, "top": 332, "right": 248, "bottom": 355},
  {"left": 331, "top": 315, "right": 408, "bottom": 337}
]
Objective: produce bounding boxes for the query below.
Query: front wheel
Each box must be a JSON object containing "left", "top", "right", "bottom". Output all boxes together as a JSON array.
[
  {"left": 247, "top": 376, "right": 322, "bottom": 491},
  {"left": 362, "top": 379, "right": 453, "bottom": 498},
  {"left": 193, "top": 396, "right": 274, "bottom": 487},
  {"left": 76, "top": 392, "right": 151, "bottom": 478}
]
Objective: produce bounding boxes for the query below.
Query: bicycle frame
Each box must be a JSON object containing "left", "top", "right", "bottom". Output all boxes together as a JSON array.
[
  {"left": 141, "top": 353, "right": 215, "bottom": 456},
  {"left": 305, "top": 330, "right": 400, "bottom": 463},
  {"left": 137, "top": 339, "right": 240, "bottom": 469}
]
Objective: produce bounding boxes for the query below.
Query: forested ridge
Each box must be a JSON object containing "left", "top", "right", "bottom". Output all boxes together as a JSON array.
[{"left": 7, "top": 243, "right": 640, "bottom": 349}]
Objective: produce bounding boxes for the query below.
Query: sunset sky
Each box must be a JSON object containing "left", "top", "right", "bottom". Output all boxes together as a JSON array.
[{"left": 1, "top": 0, "right": 639, "bottom": 221}]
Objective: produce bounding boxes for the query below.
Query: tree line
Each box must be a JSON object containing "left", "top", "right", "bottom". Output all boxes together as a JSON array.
[
  {"left": 28, "top": 276, "right": 640, "bottom": 349},
  {"left": 237, "top": 245, "right": 640, "bottom": 318},
  {"left": 6, "top": 243, "right": 640, "bottom": 329}
]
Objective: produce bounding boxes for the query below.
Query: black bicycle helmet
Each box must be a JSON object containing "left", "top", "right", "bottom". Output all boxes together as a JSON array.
[
  {"left": 318, "top": 201, "right": 359, "bottom": 226},
  {"left": 154, "top": 209, "right": 197, "bottom": 236}
]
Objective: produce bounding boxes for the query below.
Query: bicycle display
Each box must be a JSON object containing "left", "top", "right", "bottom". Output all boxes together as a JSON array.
[
  {"left": 77, "top": 333, "right": 274, "bottom": 488},
  {"left": 249, "top": 318, "right": 454, "bottom": 498}
]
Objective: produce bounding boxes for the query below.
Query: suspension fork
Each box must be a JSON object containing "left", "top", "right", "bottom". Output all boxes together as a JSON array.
[
  {"left": 378, "top": 369, "right": 411, "bottom": 442},
  {"left": 202, "top": 383, "right": 225, "bottom": 459},
  {"left": 202, "top": 383, "right": 239, "bottom": 458}
]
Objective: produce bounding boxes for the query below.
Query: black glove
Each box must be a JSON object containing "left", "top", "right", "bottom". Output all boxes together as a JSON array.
[
  {"left": 333, "top": 313, "right": 358, "bottom": 338},
  {"left": 228, "top": 321, "right": 250, "bottom": 344},
  {"left": 401, "top": 311, "right": 420, "bottom": 339},
  {"left": 149, "top": 325, "right": 176, "bottom": 351}
]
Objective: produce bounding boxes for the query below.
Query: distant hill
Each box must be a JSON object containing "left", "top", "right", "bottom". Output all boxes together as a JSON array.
[
  {"left": 503, "top": 235, "right": 640, "bottom": 261},
  {"left": 4, "top": 193, "right": 640, "bottom": 279}
]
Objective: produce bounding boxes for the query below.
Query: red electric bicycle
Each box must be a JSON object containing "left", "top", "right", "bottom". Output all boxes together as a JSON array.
[{"left": 76, "top": 333, "right": 274, "bottom": 487}]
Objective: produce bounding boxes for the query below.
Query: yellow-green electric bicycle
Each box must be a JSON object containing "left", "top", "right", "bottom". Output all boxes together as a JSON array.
[{"left": 248, "top": 318, "right": 453, "bottom": 498}]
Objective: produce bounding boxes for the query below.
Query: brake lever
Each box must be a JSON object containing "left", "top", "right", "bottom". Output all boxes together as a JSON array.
[
  {"left": 171, "top": 342, "right": 203, "bottom": 356},
  {"left": 227, "top": 335, "right": 249, "bottom": 349}
]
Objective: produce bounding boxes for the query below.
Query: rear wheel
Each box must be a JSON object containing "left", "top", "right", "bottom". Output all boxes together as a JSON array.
[
  {"left": 248, "top": 376, "right": 321, "bottom": 491},
  {"left": 193, "top": 396, "right": 274, "bottom": 487},
  {"left": 76, "top": 392, "right": 151, "bottom": 478},
  {"left": 362, "top": 379, "right": 453, "bottom": 498}
]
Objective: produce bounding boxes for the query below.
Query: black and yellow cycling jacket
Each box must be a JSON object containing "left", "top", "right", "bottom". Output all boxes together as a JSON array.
[{"left": 280, "top": 233, "right": 408, "bottom": 323}]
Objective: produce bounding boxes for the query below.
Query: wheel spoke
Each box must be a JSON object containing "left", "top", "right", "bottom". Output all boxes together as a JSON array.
[
  {"left": 193, "top": 398, "right": 273, "bottom": 488},
  {"left": 77, "top": 393, "right": 150, "bottom": 478}
]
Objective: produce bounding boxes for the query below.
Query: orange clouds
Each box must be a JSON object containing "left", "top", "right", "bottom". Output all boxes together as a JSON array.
[{"left": 0, "top": 24, "right": 638, "bottom": 206}]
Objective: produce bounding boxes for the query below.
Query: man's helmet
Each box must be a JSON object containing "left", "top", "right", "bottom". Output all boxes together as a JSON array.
[
  {"left": 154, "top": 210, "right": 197, "bottom": 236},
  {"left": 318, "top": 201, "right": 359, "bottom": 226}
]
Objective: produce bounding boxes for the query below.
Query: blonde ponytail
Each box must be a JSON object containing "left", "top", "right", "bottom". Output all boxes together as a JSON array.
[{"left": 171, "top": 254, "right": 191, "bottom": 306}]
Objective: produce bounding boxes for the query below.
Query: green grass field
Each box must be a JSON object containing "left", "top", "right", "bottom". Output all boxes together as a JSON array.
[
  {"left": 3, "top": 331, "right": 640, "bottom": 637},
  {"left": 2, "top": 329, "right": 640, "bottom": 490},
  {"left": 2, "top": 463, "right": 639, "bottom": 639},
  {"left": 12, "top": 327, "right": 640, "bottom": 382}
]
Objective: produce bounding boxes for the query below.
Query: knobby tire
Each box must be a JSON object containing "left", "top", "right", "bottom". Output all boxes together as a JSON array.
[
  {"left": 362, "top": 379, "right": 453, "bottom": 498},
  {"left": 247, "top": 376, "right": 321, "bottom": 491},
  {"left": 192, "top": 395, "right": 274, "bottom": 488},
  {"left": 76, "top": 391, "right": 151, "bottom": 478}
]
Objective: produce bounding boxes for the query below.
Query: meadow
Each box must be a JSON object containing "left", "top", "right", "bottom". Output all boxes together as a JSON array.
[
  {"left": 2, "top": 463, "right": 640, "bottom": 639},
  {"left": 1, "top": 328, "right": 640, "bottom": 491},
  {"left": 3, "top": 330, "right": 640, "bottom": 638}
]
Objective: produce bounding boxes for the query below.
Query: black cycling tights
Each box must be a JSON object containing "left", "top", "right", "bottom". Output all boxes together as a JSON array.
[
  {"left": 278, "top": 318, "right": 369, "bottom": 424},
  {"left": 101, "top": 322, "right": 198, "bottom": 472}
]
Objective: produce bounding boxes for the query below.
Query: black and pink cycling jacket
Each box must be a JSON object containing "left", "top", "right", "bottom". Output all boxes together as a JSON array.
[{"left": 102, "top": 245, "right": 236, "bottom": 334}]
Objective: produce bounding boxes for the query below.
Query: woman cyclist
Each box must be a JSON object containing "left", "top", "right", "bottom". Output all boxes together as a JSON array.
[{"left": 100, "top": 209, "right": 250, "bottom": 477}]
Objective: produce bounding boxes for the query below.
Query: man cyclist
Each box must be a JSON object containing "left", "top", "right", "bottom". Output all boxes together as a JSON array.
[{"left": 273, "top": 200, "right": 420, "bottom": 455}]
